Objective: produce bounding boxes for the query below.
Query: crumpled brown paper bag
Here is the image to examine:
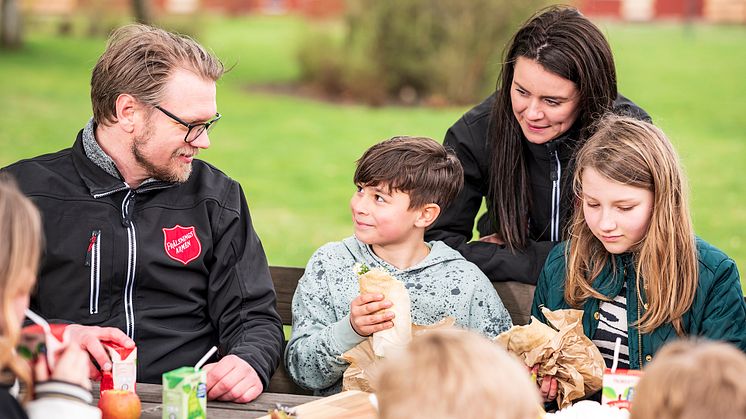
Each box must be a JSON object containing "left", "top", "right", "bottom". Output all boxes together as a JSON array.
[
  {"left": 340, "top": 317, "right": 456, "bottom": 392},
  {"left": 495, "top": 308, "right": 605, "bottom": 409}
]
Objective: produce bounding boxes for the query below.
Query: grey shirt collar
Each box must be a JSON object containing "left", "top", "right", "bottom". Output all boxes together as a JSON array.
[
  {"left": 81, "top": 118, "right": 157, "bottom": 186},
  {"left": 82, "top": 118, "right": 122, "bottom": 180}
]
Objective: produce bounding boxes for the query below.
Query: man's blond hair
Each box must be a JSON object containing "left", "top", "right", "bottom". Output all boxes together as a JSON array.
[{"left": 91, "top": 24, "right": 224, "bottom": 125}]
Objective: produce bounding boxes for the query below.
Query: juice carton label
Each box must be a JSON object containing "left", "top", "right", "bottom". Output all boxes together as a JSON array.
[
  {"left": 17, "top": 324, "right": 68, "bottom": 371},
  {"left": 162, "top": 367, "right": 207, "bottom": 419},
  {"left": 601, "top": 368, "right": 644, "bottom": 410},
  {"left": 100, "top": 342, "right": 137, "bottom": 394}
]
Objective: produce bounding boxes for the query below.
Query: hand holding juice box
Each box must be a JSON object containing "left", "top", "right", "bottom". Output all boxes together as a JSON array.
[
  {"left": 17, "top": 309, "right": 69, "bottom": 371},
  {"left": 100, "top": 341, "right": 138, "bottom": 395}
]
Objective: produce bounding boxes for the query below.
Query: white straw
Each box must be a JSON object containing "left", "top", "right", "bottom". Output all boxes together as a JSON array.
[
  {"left": 610, "top": 337, "right": 622, "bottom": 373},
  {"left": 25, "top": 309, "right": 51, "bottom": 334},
  {"left": 194, "top": 345, "right": 218, "bottom": 370}
]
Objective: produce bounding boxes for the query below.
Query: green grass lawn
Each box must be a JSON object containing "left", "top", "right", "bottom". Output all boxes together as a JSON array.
[{"left": 1, "top": 15, "right": 744, "bottom": 289}]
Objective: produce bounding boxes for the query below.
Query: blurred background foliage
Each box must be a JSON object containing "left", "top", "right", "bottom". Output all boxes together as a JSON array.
[
  {"left": 0, "top": 2, "right": 744, "bottom": 288},
  {"left": 298, "top": 0, "right": 550, "bottom": 105}
]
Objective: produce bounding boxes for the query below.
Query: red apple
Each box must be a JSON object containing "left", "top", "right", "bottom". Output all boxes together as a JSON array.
[{"left": 98, "top": 389, "right": 142, "bottom": 419}]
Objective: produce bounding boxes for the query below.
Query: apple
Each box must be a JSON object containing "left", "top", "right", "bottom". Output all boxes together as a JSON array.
[{"left": 98, "top": 389, "right": 142, "bottom": 419}]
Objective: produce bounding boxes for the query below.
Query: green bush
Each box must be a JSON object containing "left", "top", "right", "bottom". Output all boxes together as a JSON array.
[{"left": 298, "top": 0, "right": 550, "bottom": 105}]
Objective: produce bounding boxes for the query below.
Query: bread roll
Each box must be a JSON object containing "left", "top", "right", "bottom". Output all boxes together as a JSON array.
[{"left": 358, "top": 267, "right": 412, "bottom": 357}]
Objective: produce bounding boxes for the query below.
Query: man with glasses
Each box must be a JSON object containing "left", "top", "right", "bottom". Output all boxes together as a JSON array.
[{"left": 1, "top": 24, "right": 283, "bottom": 403}]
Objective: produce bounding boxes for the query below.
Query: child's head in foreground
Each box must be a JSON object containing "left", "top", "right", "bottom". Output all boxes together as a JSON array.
[
  {"left": 0, "top": 175, "right": 43, "bottom": 392},
  {"left": 374, "top": 328, "right": 540, "bottom": 419},
  {"left": 630, "top": 339, "right": 746, "bottom": 419},
  {"left": 351, "top": 136, "right": 463, "bottom": 247}
]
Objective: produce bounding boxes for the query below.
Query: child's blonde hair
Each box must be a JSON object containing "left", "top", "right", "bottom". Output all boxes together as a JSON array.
[
  {"left": 0, "top": 175, "right": 42, "bottom": 399},
  {"left": 374, "top": 329, "right": 540, "bottom": 419},
  {"left": 630, "top": 339, "right": 746, "bottom": 419},
  {"left": 566, "top": 115, "right": 697, "bottom": 335}
]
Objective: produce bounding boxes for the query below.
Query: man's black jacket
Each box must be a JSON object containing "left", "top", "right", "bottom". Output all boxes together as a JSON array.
[{"left": 2, "top": 131, "right": 284, "bottom": 386}]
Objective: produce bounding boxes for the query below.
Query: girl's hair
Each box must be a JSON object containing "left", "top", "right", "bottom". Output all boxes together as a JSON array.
[
  {"left": 630, "top": 340, "right": 746, "bottom": 419},
  {"left": 488, "top": 5, "right": 617, "bottom": 250},
  {"left": 566, "top": 115, "right": 697, "bottom": 335},
  {"left": 374, "top": 329, "right": 540, "bottom": 419},
  {"left": 0, "top": 175, "right": 42, "bottom": 399}
]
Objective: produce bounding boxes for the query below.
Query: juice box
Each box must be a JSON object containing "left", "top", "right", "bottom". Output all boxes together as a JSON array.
[
  {"left": 17, "top": 324, "right": 68, "bottom": 370},
  {"left": 162, "top": 367, "right": 207, "bottom": 419},
  {"left": 601, "top": 368, "right": 644, "bottom": 410},
  {"left": 100, "top": 341, "right": 137, "bottom": 394}
]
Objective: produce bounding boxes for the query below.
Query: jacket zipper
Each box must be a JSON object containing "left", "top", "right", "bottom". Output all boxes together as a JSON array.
[
  {"left": 549, "top": 149, "right": 561, "bottom": 241},
  {"left": 121, "top": 190, "right": 137, "bottom": 339},
  {"left": 86, "top": 230, "right": 101, "bottom": 315},
  {"left": 630, "top": 264, "right": 643, "bottom": 368}
]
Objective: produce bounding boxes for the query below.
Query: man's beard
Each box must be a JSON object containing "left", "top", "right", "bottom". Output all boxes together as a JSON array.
[{"left": 132, "top": 127, "right": 196, "bottom": 184}]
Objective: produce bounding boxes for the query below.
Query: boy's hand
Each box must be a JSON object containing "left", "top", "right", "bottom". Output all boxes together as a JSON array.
[{"left": 349, "top": 293, "right": 395, "bottom": 337}]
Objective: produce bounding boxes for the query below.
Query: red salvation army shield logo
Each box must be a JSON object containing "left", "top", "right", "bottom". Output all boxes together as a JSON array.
[{"left": 162, "top": 225, "right": 202, "bottom": 265}]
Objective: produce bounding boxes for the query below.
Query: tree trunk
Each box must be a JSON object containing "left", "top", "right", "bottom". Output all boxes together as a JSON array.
[
  {"left": 0, "top": 0, "right": 23, "bottom": 49},
  {"left": 133, "top": 0, "right": 153, "bottom": 25}
]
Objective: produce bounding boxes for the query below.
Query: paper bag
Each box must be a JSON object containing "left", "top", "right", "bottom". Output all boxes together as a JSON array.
[
  {"left": 496, "top": 308, "right": 605, "bottom": 409},
  {"left": 341, "top": 318, "right": 456, "bottom": 392}
]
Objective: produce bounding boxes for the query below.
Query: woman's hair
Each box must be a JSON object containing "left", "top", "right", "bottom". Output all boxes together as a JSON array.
[
  {"left": 0, "top": 175, "right": 42, "bottom": 399},
  {"left": 91, "top": 23, "right": 225, "bottom": 126},
  {"left": 488, "top": 5, "right": 617, "bottom": 250},
  {"left": 374, "top": 329, "right": 540, "bottom": 419},
  {"left": 630, "top": 340, "right": 746, "bottom": 419},
  {"left": 565, "top": 115, "right": 697, "bottom": 335}
]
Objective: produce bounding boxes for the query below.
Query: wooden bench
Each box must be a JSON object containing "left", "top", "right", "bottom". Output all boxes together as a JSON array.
[{"left": 266, "top": 265, "right": 536, "bottom": 394}]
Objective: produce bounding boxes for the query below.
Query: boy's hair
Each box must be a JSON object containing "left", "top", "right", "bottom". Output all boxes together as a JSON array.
[
  {"left": 354, "top": 136, "right": 464, "bottom": 210},
  {"left": 374, "top": 329, "right": 540, "bottom": 419},
  {"left": 630, "top": 340, "right": 746, "bottom": 419},
  {"left": 0, "top": 174, "right": 42, "bottom": 401},
  {"left": 91, "top": 23, "right": 225, "bottom": 126},
  {"left": 565, "top": 115, "right": 697, "bottom": 336}
]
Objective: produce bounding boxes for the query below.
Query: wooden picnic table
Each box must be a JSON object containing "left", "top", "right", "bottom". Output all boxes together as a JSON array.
[
  {"left": 93, "top": 382, "right": 377, "bottom": 418},
  {"left": 94, "top": 382, "right": 317, "bottom": 418}
]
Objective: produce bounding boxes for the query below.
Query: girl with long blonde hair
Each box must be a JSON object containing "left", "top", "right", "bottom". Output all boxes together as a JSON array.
[
  {"left": 0, "top": 176, "right": 100, "bottom": 419},
  {"left": 531, "top": 115, "right": 745, "bottom": 403}
]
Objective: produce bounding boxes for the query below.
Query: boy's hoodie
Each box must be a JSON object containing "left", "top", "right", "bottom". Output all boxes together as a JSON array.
[{"left": 285, "top": 236, "right": 512, "bottom": 395}]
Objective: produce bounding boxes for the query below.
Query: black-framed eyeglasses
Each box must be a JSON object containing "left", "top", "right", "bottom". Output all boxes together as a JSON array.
[{"left": 154, "top": 105, "right": 221, "bottom": 143}]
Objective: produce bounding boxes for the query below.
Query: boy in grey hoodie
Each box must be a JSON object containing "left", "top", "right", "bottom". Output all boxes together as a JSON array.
[{"left": 285, "top": 136, "right": 512, "bottom": 395}]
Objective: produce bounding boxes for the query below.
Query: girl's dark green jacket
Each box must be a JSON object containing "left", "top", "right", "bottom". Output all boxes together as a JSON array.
[{"left": 532, "top": 238, "right": 746, "bottom": 369}]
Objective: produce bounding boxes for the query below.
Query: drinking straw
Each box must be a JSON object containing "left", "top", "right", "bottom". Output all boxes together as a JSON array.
[
  {"left": 25, "top": 308, "right": 51, "bottom": 334},
  {"left": 610, "top": 337, "right": 622, "bottom": 373},
  {"left": 25, "top": 308, "right": 60, "bottom": 368},
  {"left": 194, "top": 345, "right": 218, "bottom": 371}
]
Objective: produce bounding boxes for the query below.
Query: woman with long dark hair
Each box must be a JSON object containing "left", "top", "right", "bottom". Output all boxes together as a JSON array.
[{"left": 426, "top": 6, "right": 650, "bottom": 284}]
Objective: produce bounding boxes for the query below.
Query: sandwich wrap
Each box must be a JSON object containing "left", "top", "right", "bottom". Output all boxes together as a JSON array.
[{"left": 356, "top": 265, "right": 412, "bottom": 357}]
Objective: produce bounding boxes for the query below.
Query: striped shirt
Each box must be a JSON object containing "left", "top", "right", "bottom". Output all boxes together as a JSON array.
[{"left": 593, "top": 282, "right": 630, "bottom": 369}]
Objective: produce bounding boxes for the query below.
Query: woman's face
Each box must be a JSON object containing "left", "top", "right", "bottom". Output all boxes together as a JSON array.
[{"left": 510, "top": 57, "right": 580, "bottom": 144}]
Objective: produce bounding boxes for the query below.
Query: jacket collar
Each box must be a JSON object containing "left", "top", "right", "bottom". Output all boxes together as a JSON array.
[
  {"left": 523, "top": 123, "right": 581, "bottom": 162},
  {"left": 72, "top": 125, "right": 176, "bottom": 198}
]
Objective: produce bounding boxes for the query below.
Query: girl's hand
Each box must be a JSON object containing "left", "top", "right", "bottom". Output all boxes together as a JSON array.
[
  {"left": 532, "top": 365, "right": 558, "bottom": 403},
  {"left": 35, "top": 343, "right": 92, "bottom": 390},
  {"left": 349, "top": 293, "right": 395, "bottom": 336}
]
